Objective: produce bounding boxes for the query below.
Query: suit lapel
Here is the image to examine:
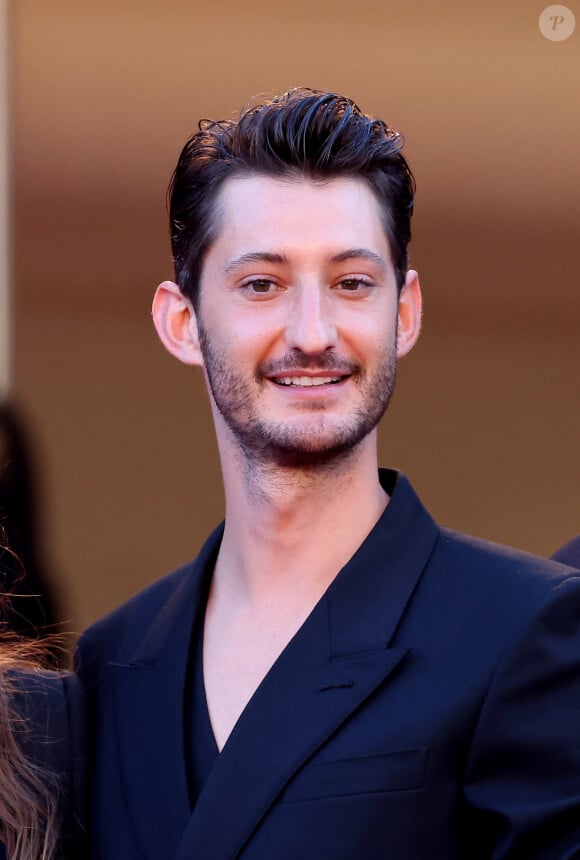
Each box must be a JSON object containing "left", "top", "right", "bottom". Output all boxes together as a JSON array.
[
  {"left": 108, "top": 525, "right": 223, "bottom": 860},
  {"left": 175, "top": 470, "right": 439, "bottom": 860}
]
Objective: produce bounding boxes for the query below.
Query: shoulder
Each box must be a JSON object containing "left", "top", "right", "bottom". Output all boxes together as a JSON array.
[
  {"left": 428, "top": 527, "right": 580, "bottom": 640},
  {"left": 78, "top": 557, "right": 196, "bottom": 656},
  {"left": 388, "top": 471, "right": 577, "bottom": 619},
  {"left": 435, "top": 526, "right": 580, "bottom": 596},
  {"left": 76, "top": 523, "right": 223, "bottom": 665},
  {"left": 551, "top": 534, "right": 580, "bottom": 567},
  {"left": 10, "top": 671, "right": 78, "bottom": 742},
  {"left": 6, "top": 669, "right": 87, "bottom": 857},
  {"left": 9, "top": 669, "right": 85, "bottom": 777},
  {"left": 74, "top": 546, "right": 211, "bottom": 687}
]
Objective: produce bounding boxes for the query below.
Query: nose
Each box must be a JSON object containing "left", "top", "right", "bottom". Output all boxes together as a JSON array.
[{"left": 284, "top": 283, "right": 337, "bottom": 355}]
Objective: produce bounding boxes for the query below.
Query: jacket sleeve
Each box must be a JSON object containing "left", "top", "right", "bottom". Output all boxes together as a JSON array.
[{"left": 463, "top": 574, "right": 580, "bottom": 859}]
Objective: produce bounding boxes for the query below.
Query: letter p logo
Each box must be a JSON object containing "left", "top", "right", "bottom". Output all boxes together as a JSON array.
[{"left": 539, "top": 5, "right": 576, "bottom": 40}]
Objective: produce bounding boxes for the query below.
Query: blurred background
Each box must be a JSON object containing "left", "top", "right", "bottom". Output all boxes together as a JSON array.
[{"left": 1, "top": 0, "right": 578, "bottom": 635}]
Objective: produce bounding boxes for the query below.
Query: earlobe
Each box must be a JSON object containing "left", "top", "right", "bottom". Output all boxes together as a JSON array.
[
  {"left": 151, "top": 281, "right": 204, "bottom": 366},
  {"left": 396, "top": 270, "right": 422, "bottom": 358}
]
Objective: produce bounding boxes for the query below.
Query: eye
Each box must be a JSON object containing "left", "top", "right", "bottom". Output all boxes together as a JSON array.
[
  {"left": 335, "top": 277, "right": 374, "bottom": 293},
  {"left": 242, "top": 278, "right": 280, "bottom": 296}
]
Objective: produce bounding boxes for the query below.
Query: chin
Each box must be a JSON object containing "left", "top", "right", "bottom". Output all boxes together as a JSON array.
[
  {"left": 245, "top": 422, "right": 372, "bottom": 469},
  {"left": 268, "top": 446, "right": 358, "bottom": 471}
]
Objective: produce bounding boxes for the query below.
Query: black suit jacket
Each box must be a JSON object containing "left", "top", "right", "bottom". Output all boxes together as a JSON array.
[{"left": 76, "top": 471, "right": 580, "bottom": 859}]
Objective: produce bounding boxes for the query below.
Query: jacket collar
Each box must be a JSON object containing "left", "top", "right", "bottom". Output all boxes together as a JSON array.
[{"left": 110, "top": 470, "right": 439, "bottom": 860}]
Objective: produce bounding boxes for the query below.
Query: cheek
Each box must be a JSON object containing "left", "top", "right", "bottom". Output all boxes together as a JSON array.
[
  {"left": 340, "top": 315, "right": 397, "bottom": 363},
  {"left": 205, "top": 328, "right": 272, "bottom": 377},
  {"left": 230, "top": 312, "right": 286, "bottom": 360}
]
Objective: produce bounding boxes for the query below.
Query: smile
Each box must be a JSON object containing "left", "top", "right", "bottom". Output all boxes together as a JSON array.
[{"left": 272, "top": 376, "right": 345, "bottom": 387}]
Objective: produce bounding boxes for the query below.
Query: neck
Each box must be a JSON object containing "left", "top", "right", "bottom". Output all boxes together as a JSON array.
[{"left": 213, "top": 429, "right": 387, "bottom": 606}]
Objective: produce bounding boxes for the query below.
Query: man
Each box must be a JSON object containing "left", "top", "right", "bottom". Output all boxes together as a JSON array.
[{"left": 77, "top": 89, "right": 580, "bottom": 859}]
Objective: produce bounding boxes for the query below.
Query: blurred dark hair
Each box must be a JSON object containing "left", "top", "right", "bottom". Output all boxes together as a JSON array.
[
  {"left": 169, "top": 88, "right": 415, "bottom": 307},
  {"left": 0, "top": 402, "right": 59, "bottom": 642}
]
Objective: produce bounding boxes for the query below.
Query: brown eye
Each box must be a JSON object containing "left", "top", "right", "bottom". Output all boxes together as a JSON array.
[
  {"left": 248, "top": 279, "right": 275, "bottom": 293},
  {"left": 337, "top": 278, "right": 372, "bottom": 292}
]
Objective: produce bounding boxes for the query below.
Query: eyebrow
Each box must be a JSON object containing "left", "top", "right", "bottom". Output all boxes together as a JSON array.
[
  {"left": 223, "top": 252, "right": 288, "bottom": 275},
  {"left": 329, "top": 248, "right": 389, "bottom": 272},
  {"left": 224, "top": 248, "right": 389, "bottom": 275}
]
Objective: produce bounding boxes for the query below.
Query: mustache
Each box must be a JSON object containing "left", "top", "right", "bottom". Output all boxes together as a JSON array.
[{"left": 259, "top": 352, "right": 360, "bottom": 376}]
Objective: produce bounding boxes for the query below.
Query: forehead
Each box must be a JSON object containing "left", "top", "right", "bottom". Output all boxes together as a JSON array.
[{"left": 208, "top": 174, "right": 392, "bottom": 265}]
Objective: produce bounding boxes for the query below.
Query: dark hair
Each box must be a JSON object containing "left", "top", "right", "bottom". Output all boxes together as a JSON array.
[
  {"left": 168, "top": 88, "right": 415, "bottom": 307},
  {"left": 0, "top": 402, "right": 59, "bottom": 644}
]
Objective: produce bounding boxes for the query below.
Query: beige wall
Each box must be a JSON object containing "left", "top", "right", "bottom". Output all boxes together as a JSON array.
[{"left": 11, "top": 1, "right": 580, "bottom": 631}]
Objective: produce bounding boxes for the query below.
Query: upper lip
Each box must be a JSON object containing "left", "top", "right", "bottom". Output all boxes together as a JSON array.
[{"left": 267, "top": 370, "right": 349, "bottom": 379}]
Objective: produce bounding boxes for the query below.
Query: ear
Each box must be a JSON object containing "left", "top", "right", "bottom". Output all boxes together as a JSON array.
[
  {"left": 396, "top": 269, "right": 422, "bottom": 358},
  {"left": 151, "top": 281, "right": 203, "bottom": 366}
]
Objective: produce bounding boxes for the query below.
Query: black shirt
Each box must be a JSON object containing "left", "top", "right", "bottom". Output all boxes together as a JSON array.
[{"left": 185, "top": 607, "right": 220, "bottom": 808}]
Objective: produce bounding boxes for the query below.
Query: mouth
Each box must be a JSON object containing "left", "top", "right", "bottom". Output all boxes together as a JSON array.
[{"left": 270, "top": 375, "right": 348, "bottom": 388}]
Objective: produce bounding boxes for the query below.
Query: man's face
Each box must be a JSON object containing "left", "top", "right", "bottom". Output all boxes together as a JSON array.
[{"left": 194, "top": 174, "right": 407, "bottom": 467}]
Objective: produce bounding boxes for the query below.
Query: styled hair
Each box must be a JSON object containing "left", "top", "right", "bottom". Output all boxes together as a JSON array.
[{"left": 168, "top": 88, "right": 415, "bottom": 307}]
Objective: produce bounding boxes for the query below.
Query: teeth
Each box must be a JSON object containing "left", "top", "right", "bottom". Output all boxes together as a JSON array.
[{"left": 275, "top": 376, "right": 341, "bottom": 387}]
